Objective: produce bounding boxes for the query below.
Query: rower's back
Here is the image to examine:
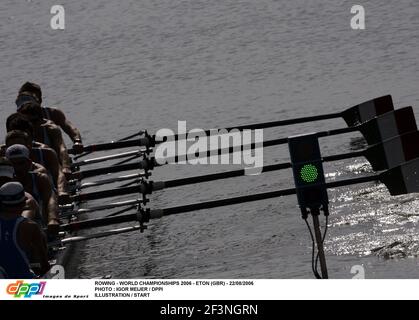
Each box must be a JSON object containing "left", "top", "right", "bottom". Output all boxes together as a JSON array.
[
  {"left": 0, "top": 182, "right": 50, "bottom": 279},
  {"left": 0, "top": 215, "right": 35, "bottom": 279}
]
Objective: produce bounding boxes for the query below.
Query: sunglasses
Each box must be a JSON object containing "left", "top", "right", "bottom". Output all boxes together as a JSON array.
[{"left": 16, "top": 95, "right": 38, "bottom": 110}]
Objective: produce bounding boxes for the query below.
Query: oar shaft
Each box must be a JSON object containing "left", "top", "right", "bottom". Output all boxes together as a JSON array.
[
  {"left": 159, "top": 175, "right": 378, "bottom": 217},
  {"left": 69, "top": 137, "right": 152, "bottom": 155},
  {"left": 72, "top": 131, "right": 145, "bottom": 160},
  {"left": 163, "top": 150, "right": 364, "bottom": 188},
  {"left": 73, "top": 184, "right": 147, "bottom": 202},
  {"left": 61, "top": 199, "right": 143, "bottom": 217},
  {"left": 77, "top": 159, "right": 151, "bottom": 179},
  {"left": 60, "top": 175, "right": 378, "bottom": 232},
  {"left": 168, "top": 113, "right": 342, "bottom": 141},
  {"left": 163, "top": 163, "right": 291, "bottom": 188},
  {"left": 72, "top": 150, "right": 143, "bottom": 168},
  {"left": 74, "top": 150, "right": 366, "bottom": 202},
  {"left": 160, "top": 126, "right": 358, "bottom": 164},
  {"left": 79, "top": 173, "right": 146, "bottom": 189}
]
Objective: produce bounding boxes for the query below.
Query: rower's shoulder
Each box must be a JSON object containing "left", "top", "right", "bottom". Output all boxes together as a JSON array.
[
  {"left": 19, "top": 217, "right": 42, "bottom": 233},
  {"left": 24, "top": 191, "right": 35, "bottom": 201},
  {"left": 31, "top": 169, "right": 50, "bottom": 181},
  {"left": 42, "top": 120, "right": 62, "bottom": 135},
  {"left": 46, "top": 106, "right": 66, "bottom": 122},
  {"left": 33, "top": 162, "right": 49, "bottom": 175},
  {"left": 33, "top": 141, "right": 51, "bottom": 149}
]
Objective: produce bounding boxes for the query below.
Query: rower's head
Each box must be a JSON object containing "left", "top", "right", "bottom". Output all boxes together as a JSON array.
[
  {"left": 18, "top": 82, "right": 42, "bottom": 104},
  {"left": 0, "top": 181, "right": 27, "bottom": 212},
  {"left": 18, "top": 101, "right": 43, "bottom": 124},
  {"left": 0, "top": 158, "right": 15, "bottom": 187},
  {"left": 5, "top": 144, "right": 32, "bottom": 179},
  {"left": 6, "top": 113, "right": 35, "bottom": 138},
  {"left": 5, "top": 131, "right": 32, "bottom": 150}
]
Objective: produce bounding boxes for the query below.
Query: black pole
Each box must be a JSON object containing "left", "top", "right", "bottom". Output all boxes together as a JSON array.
[
  {"left": 77, "top": 159, "right": 152, "bottom": 179},
  {"left": 168, "top": 113, "right": 342, "bottom": 142},
  {"left": 74, "top": 150, "right": 367, "bottom": 202},
  {"left": 73, "top": 131, "right": 145, "bottom": 159},
  {"left": 163, "top": 150, "right": 364, "bottom": 188},
  {"left": 72, "top": 185, "right": 145, "bottom": 202},
  {"left": 311, "top": 208, "right": 328, "bottom": 279},
  {"left": 159, "top": 126, "right": 357, "bottom": 164}
]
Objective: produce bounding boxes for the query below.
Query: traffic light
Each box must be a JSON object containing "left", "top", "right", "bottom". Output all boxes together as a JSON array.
[{"left": 288, "top": 133, "right": 328, "bottom": 217}]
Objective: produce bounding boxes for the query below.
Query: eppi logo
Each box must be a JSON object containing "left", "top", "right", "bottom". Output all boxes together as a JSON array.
[{"left": 6, "top": 280, "right": 46, "bottom": 298}]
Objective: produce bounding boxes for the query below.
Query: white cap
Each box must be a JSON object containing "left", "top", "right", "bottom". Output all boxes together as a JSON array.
[
  {"left": 5, "top": 144, "right": 30, "bottom": 160},
  {"left": 0, "top": 182, "right": 27, "bottom": 205}
]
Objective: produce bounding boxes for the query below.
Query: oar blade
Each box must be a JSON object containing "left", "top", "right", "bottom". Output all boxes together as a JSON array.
[
  {"left": 380, "top": 158, "right": 419, "bottom": 195},
  {"left": 359, "top": 107, "right": 417, "bottom": 145},
  {"left": 341, "top": 95, "right": 394, "bottom": 127},
  {"left": 364, "top": 131, "right": 419, "bottom": 171}
]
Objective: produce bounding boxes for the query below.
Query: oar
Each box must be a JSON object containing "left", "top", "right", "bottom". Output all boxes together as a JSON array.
[
  {"left": 61, "top": 199, "right": 143, "bottom": 218},
  {"left": 158, "top": 106, "right": 415, "bottom": 165},
  {"left": 50, "top": 226, "right": 143, "bottom": 245},
  {"left": 59, "top": 157, "right": 419, "bottom": 232},
  {"left": 163, "top": 95, "right": 393, "bottom": 142},
  {"left": 72, "top": 107, "right": 415, "bottom": 180},
  {"left": 68, "top": 96, "right": 393, "bottom": 155},
  {"left": 70, "top": 129, "right": 419, "bottom": 203},
  {"left": 73, "top": 130, "right": 146, "bottom": 160},
  {"left": 71, "top": 150, "right": 145, "bottom": 168},
  {"left": 78, "top": 173, "right": 147, "bottom": 190},
  {"left": 75, "top": 158, "right": 153, "bottom": 180}
]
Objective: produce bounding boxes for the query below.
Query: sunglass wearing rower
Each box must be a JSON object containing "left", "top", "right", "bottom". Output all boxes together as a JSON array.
[
  {"left": 16, "top": 101, "right": 73, "bottom": 179},
  {"left": 16, "top": 82, "right": 84, "bottom": 154}
]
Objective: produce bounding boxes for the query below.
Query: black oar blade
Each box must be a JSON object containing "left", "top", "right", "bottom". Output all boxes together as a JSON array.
[
  {"left": 380, "top": 158, "right": 419, "bottom": 195},
  {"left": 364, "top": 131, "right": 419, "bottom": 171},
  {"left": 341, "top": 95, "right": 394, "bottom": 127},
  {"left": 359, "top": 107, "right": 417, "bottom": 145}
]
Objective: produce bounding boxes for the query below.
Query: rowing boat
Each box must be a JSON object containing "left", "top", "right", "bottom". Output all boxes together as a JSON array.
[{"left": 36, "top": 95, "right": 419, "bottom": 279}]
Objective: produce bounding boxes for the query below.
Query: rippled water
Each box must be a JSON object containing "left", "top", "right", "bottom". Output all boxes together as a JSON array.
[{"left": 1, "top": 0, "right": 419, "bottom": 278}]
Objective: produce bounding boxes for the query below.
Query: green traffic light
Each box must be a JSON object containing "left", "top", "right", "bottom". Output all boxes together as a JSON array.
[{"left": 300, "top": 164, "right": 319, "bottom": 183}]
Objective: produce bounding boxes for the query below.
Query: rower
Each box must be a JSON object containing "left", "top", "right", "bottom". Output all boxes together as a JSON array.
[
  {"left": 0, "top": 182, "right": 50, "bottom": 279},
  {"left": 17, "top": 82, "right": 84, "bottom": 154},
  {"left": 0, "top": 158, "right": 39, "bottom": 220},
  {"left": 6, "top": 113, "right": 49, "bottom": 150},
  {"left": 5, "top": 144, "right": 60, "bottom": 235},
  {"left": 17, "top": 101, "right": 73, "bottom": 179},
  {"left": 5, "top": 130, "right": 70, "bottom": 204}
]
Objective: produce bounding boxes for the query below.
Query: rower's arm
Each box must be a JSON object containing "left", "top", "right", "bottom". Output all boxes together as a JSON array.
[
  {"left": 45, "top": 148, "right": 68, "bottom": 195},
  {"left": 28, "top": 222, "right": 50, "bottom": 276},
  {"left": 50, "top": 126, "right": 72, "bottom": 174},
  {"left": 22, "top": 192, "right": 40, "bottom": 220},
  {"left": 38, "top": 173, "right": 59, "bottom": 226},
  {"left": 50, "top": 108, "right": 82, "bottom": 143}
]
